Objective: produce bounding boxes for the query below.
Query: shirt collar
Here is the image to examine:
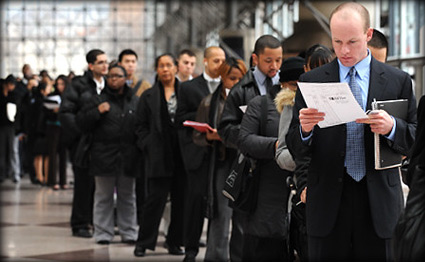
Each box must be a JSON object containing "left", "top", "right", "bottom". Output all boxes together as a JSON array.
[
  {"left": 93, "top": 77, "right": 105, "bottom": 94},
  {"left": 253, "top": 66, "right": 267, "bottom": 86},
  {"left": 203, "top": 72, "right": 221, "bottom": 82},
  {"left": 338, "top": 49, "right": 372, "bottom": 81}
]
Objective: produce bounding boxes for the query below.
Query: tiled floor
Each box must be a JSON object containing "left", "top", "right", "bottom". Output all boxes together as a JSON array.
[{"left": 0, "top": 176, "right": 206, "bottom": 262}]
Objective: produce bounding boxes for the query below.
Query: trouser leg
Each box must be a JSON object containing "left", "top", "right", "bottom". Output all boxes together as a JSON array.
[
  {"left": 70, "top": 165, "right": 94, "bottom": 231},
  {"left": 137, "top": 178, "right": 171, "bottom": 250},
  {"left": 116, "top": 175, "right": 137, "bottom": 241},
  {"left": 93, "top": 176, "right": 116, "bottom": 242},
  {"left": 205, "top": 162, "right": 233, "bottom": 262}
]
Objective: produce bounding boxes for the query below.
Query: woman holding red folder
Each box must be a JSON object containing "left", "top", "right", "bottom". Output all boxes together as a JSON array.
[{"left": 192, "top": 57, "right": 247, "bottom": 262}]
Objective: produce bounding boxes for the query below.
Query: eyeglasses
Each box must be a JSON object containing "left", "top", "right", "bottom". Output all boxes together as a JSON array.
[{"left": 106, "top": 74, "right": 125, "bottom": 79}]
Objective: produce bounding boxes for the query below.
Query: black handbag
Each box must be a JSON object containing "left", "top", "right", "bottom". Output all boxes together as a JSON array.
[
  {"left": 73, "top": 133, "right": 92, "bottom": 169},
  {"left": 222, "top": 95, "right": 268, "bottom": 214}
]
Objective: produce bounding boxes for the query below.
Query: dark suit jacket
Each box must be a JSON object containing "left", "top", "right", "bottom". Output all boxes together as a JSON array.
[
  {"left": 175, "top": 75, "right": 210, "bottom": 172},
  {"left": 286, "top": 57, "right": 417, "bottom": 239}
]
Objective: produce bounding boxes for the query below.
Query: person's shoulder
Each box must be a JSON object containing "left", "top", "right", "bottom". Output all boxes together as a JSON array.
[
  {"left": 372, "top": 59, "right": 409, "bottom": 78},
  {"left": 239, "top": 70, "right": 256, "bottom": 88},
  {"left": 181, "top": 75, "right": 205, "bottom": 88}
]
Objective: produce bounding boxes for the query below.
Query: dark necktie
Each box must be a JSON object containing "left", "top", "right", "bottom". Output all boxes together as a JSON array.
[
  {"left": 346, "top": 67, "right": 366, "bottom": 181},
  {"left": 265, "top": 77, "right": 273, "bottom": 91}
]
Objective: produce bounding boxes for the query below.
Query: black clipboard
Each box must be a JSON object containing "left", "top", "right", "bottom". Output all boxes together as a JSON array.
[{"left": 372, "top": 99, "right": 408, "bottom": 170}]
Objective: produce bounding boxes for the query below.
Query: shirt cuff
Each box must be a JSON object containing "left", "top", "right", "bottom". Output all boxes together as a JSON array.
[
  {"left": 300, "top": 125, "right": 313, "bottom": 143},
  {"left": 385, "top": 116, "right": 396, "bottom": 141}
]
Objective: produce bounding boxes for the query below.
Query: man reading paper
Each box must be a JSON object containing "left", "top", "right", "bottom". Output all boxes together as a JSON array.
[{"left": 286, "top": 2, "right": 417, "bottom": 261}]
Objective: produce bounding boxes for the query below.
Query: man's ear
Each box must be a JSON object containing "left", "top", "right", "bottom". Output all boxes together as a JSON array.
[
  {"left": 252, "top": 53, "right": 258, "bottom": 66},
  {"left": 366, "top": 28, "right": 373, "bottom": 42},
  {"left": 88, "top": 63, "right": 94, "bottom": 71}
]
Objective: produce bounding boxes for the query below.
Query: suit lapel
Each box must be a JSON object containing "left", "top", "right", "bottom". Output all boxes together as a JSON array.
[
  {"left": 366, "top": 58, "right": 387, "bottom": 110},
  {"left": 323, "top": 59, "right": 341, "bottom": 82}
]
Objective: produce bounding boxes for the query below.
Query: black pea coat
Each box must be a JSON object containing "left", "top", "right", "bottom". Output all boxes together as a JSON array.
[
  {"left": 238, "top": 86, "right": 291, "bottom": 239},
  {"left": 135, "top": 79, "right": 184, "bottom": 179},
  {"left": 218, "top": 69, "right": 261, "bottom": 149},
  {"left": 76, "top": 85, "right": 141, "bottom": 177}
]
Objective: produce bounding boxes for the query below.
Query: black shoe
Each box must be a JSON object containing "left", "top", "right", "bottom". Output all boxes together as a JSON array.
[
  {"left": 166, "top": 244, "right": 184, "bottom": 255},
  {"left": 199, "top": 240, "right": 206, "bottom": 247},
  {"left": 72, "top": 228, "right": 92, "bottom": 238},
  {"left": 183, "top": 252, "right": 196, "bottom": 262},
  {"left": 122, "top": 239, "right": 136, "bottom": 245},
  {"left": 134, "top": 244, "right": 146, "bottom": 257},
  {"left": 97, "top": 240, "right": 110, "bottom": 245}
]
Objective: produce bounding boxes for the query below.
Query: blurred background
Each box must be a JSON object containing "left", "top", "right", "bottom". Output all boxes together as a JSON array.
[{"left": 1, "top": 0, "right": 424, "bottom": 98}]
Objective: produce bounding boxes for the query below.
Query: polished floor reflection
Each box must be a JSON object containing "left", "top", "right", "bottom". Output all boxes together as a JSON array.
[{"left": 0, "top": 176, "right": 206, "bottom": 262}]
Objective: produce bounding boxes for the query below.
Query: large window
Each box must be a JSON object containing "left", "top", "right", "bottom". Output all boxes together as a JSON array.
[{"left": 1, "top": 0, "right": 159, "bottom": 79}]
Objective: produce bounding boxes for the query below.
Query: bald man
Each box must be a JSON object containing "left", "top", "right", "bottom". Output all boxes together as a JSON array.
[
  {"left": 175, "top": 46, "right": 226, "bottom": 262},
  {"left": 286, "top": 2, "right": 416, "bottom": 261}
]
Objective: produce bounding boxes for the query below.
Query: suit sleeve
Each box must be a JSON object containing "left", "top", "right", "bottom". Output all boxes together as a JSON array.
[
  {"left": 192, "top": 97, "right": 211, "bottom": 147},
  {"left": 390, "top": 73, "right": 417, "bottom": 156}
]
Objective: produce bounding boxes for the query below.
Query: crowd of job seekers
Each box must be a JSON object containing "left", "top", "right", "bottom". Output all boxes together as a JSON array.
[{"left": 1, "top": 2, "right": 424, "bottom": 261}]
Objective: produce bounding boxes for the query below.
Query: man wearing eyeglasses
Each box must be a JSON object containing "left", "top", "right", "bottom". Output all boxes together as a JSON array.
[{"left": 59, "top": 49, "right": 109, "bottom": 239}]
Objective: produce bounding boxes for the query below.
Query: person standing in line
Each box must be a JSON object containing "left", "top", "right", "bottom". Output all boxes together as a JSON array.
[
  {"left": 176, "top": 49, "right": 197, "bottom": 83},
  {"left": 117, "top": 48, "right": 150, "bottom": 226},
  {"left": 175, "top": 46, "right": 226, "bottom": 262},
  {"left": 275, "top": 47, "right": 333, "bottom": 262},
  {"left": 15, "top": 64, "right": 37, "bottom": 183},
  {"left": 217, "top": 34, "right": 283, "bottom": 262},
  {"left": 0, "top": 75, "right": 19, "bottom": 183},
  {"left": 192, "top": 57, "right": 247, "bottom": 262},
  {"left": 117, "top": 49, "right": 151, "bottom": 97},
  {"left": 76, "top": 65, "right": 140, "bottom": 245},
  {"left": 59, "top": 49, "right": 109, "bottom": 238},
  {"left": 393, "top": 94, "right": 425, "bottom": 261},
  {"left": 133, "top": 54, "right": 185, "bottom": 257},
  {"left": 286, "top": 3, "right": 417, "bottom": 261},
  {"left": 367, "top": 28, "right": 388, "bottom": 63},
  {"left": 47, "top": 75, "right": 69, "bottom": 190}
]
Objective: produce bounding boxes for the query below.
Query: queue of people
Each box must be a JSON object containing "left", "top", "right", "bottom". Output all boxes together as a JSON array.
[{"left": 1, "top": 2, "right": 423, "bottom": 262}]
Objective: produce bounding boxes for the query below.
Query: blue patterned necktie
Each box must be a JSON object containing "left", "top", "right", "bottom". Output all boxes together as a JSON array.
[{"left": 346, "top": 67, "right": 366, "bottom": 181}]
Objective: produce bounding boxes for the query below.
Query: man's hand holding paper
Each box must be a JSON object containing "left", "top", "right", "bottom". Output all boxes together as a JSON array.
[
  {"left": 298, "top": 82, "right": 368, "bottom": 129},
  {"left": 299, "top": 108, "right": 325, "bottom": 135}
]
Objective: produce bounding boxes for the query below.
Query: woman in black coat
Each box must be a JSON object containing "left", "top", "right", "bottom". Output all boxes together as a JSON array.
[
  {"left": 76, "top": 65, "right": 141, "bottom": 244},
  {"left": 133, "top": 54, "right": 185, "bottom": 257},
  {"left": 238, "top": 84, "right": 291, "bottom": 261}
]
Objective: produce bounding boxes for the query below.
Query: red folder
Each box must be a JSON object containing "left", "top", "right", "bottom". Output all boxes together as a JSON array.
[{"left": 183, "top": 120, "right": 214, "bottom": 133}]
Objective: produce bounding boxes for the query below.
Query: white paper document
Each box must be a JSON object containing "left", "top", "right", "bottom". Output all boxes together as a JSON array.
[
  {"left": 43, "top": 95, "right": 61, "bottom": 110},
  {"left": 298, "top": 82, "right": 367, "bottom": 128},
  {"left": 6, "top": 103, "right": 17, "bottom": 122},
  {"left": 239, "top": 105, "right": 247, "bottom": 113}
]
